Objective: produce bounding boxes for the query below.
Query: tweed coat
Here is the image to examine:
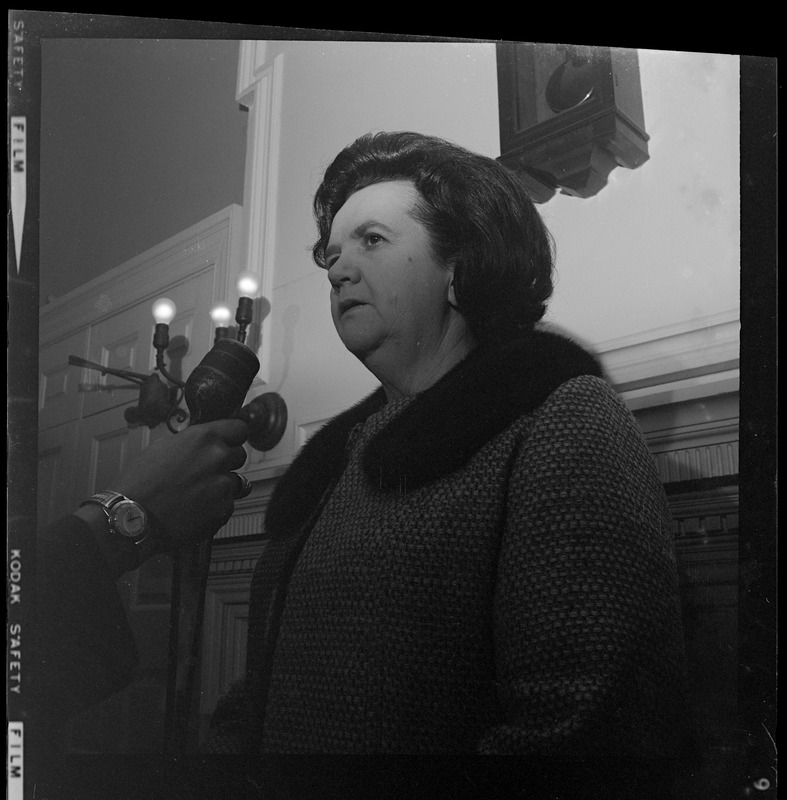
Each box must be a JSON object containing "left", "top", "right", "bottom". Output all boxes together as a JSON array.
[{"left": 206, "top": 329, "right": 688, "bottom": 765}]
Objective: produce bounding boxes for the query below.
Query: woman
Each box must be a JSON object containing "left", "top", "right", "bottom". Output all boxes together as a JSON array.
[{"left": 206, "top": 131, "right": 690, "bottom": 782}]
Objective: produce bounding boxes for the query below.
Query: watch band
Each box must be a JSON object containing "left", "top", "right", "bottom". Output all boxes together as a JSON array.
[
  {"left": 81, "top": 490, "right": 152, "bottom": 545},
  {"left": 88, "top": 489, "right": 129, "bottom": 509}
]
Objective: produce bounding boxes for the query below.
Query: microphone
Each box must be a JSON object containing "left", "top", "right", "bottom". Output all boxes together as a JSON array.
[
  {"left": 184, "top": 337, "right": 259, "bottom": 425},
  {"left": 183, "top": 338, "right": 287, "bottom": 449}
]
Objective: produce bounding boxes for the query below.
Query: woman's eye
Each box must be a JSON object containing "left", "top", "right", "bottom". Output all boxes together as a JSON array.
[{"left": 363, "top": 233, "right": 384, "bottom": 248}]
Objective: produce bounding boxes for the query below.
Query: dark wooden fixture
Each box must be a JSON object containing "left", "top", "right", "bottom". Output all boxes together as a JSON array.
[{"left": 496, "top": 42, "right": 650, "bottom": 202}]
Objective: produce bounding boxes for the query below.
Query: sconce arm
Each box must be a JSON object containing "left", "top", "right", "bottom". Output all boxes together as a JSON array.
[
  {"left": 155, "top": 351, "right": 186, "bottom": 388},
  {"left": 68, "top": 355, "right": 150, "bottom": 385}
]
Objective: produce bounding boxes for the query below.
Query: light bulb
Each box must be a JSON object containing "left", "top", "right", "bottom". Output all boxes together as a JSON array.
[
  {"left": 236, "top": 271, "right": 261, "bottom": 298},
  {"left": 210, "top": 302, "right": 233, "bottom": 326},
  {"left": 151, "top": 297, "right": 177, "bottom": 325}
]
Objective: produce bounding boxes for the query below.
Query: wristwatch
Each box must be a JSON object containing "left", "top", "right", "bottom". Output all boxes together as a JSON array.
[{"left": 80, "top": 490, "right": 154, "bottom": 547}]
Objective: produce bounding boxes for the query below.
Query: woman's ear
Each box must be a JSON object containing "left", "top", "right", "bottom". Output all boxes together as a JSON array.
[{"left": 447, "top": 277, "right": 459, "bottom": 310}]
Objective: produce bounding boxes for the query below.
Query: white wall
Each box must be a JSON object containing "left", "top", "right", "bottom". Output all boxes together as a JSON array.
[
  {"left": 543, "top": 49, "right": 740, "bottom": 345},
  {"left": 244, "top": 42, "right": 740, "bottom": 470},
  {"left": 255, "top": 41, "right": 503, "bottom": 460}
]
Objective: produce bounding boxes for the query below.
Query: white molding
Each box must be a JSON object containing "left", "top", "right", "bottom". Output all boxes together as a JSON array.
[
  {"left": 668, "top": 486, "right": 739, "bottom": 519},
  {"left": 236, "top": 41, "right": 270, "bottom": 101},
  {"left": 297, "top": 417, "right": 331, "bottom": 449},
  {"left": 209, "top": 538, "right": 264, "bottom": 573},
  {"left": 621, "top": 370, "right": 740, "bottom": 411},
  {"left": 40, "top": 205, "right": 244, "bottom": 345},
  {"left": 213, "top": 476, "right": 278, "bottom": 540},
  {"left": 237, "top": 458, "right": 290, "bottom": 487},
  {"left": 214, "top": 509, "right": 267, "bottom": 541},
  {"left": 642, "top": 406, "right": 739, "bottom": 483},
  {"left": 652, "top": 440, "right": 739, "bottom": 484},
  {"left": 591, "top": 310, "right": 740, "bottom": 409},
  {"left": 589, "top": 312, "right": 742, "bottom": 481},
  {"left": 235, "top": 48, "right": 284, "bottom": 385}
]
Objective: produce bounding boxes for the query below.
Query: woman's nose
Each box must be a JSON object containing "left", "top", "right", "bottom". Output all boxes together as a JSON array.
[{"left": 327, "top": 254, "right": 361, "bottom": 288}]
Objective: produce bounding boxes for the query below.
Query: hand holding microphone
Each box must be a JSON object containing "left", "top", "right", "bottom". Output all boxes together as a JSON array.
[
  {"left": 112, "top": 418, "right": 250, "bottom": 548},
  {"left": 114, "top": 338, "right": 286, "bottom": 547},
  {"left": 113, "top": 336, "right": 258, "bottom": 549}
]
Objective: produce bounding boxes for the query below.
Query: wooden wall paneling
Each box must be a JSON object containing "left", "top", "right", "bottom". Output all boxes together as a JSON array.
[
  {"left": 73, "top": 403, "right": 148, "bottom": 506},
  {"left": 37, "top": 420, "right": 79, "bottom": 527},
  {"left": 38, "top": 208, "right": 244, "bottom": 753},
  {"left": 668, "top": 488, "right": 741, "bottom": 794},
  {"left": 38, "top": 328, "right": 89, "bottom": 431},
  {"left": 82, "top": 267, "right": 219, "bottom": 418},
  {"left": 598, "top": 311, "right": 742, "bottom": 789},
  {"left": 198, "top": 538, "right": 266, "bottom": 743}
]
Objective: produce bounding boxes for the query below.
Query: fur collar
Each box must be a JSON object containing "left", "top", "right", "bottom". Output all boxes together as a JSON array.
[{"left": 264, "top": 329, "right": 603, "bottom": 538}]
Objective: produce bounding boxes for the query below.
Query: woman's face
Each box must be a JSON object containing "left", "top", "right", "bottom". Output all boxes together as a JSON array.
[{"left": 324, "top": 180, "right": 453, "bottom": 364}]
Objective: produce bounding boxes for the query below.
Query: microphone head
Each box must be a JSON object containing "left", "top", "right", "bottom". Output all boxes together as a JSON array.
[{"left": 184, "top": 338, "right": 260, "bottom": 425}]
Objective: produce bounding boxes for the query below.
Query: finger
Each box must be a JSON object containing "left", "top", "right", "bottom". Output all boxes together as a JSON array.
[
  {"left": 206, "top": 418, "right": 250, "bottom": 446},
  {"left": 223, "top": 444, "right": 249, "bottom": 472}
]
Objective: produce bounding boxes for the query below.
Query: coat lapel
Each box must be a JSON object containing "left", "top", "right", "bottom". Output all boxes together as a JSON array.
[{"left": 265, "top": 330, "right": 603, "bottom": 538}]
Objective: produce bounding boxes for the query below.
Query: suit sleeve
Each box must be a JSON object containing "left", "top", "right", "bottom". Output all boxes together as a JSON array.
[
  {"left": 32, "top": 514, "right": 139, "bottom": 744},
  {"left": 478, "top": 376, "right": 689, "bottom": 773}
]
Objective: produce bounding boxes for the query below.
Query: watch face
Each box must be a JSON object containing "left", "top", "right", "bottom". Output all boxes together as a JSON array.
[{"left": 113, "top": 500, "right": 148, "bottom": 538}]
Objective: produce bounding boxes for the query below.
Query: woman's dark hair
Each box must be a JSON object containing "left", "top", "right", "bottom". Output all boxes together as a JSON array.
[{"left": 312, "top": 131, "right": 554, "bottom": 342}]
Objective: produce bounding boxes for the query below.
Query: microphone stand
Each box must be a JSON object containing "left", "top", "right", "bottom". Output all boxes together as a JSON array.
[
  {"left": 164, "top": 537, "right": 214, "bottom": 753},
  {"left": 161, "top": 338, "right": 287, "bottom": 754},
  {"left": 68, "top": 314, "right": 287, "bottom": 754}
]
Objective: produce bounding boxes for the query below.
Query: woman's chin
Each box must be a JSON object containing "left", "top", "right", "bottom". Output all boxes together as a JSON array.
[{"left": 335, "top": 319, "right": 384, "bottom": 361}]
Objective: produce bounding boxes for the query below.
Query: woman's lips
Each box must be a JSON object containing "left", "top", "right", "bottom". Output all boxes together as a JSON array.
[{"left": 338, "top": 299, "right": 367, "bottom": 316}]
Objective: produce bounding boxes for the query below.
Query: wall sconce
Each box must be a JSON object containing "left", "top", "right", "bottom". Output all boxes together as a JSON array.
[
  {"left": 69, "top": 274, "right": 288, "bottom": 754},
  {"left": 68, "top": 277, "right": 287, "bottom": 452}
]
